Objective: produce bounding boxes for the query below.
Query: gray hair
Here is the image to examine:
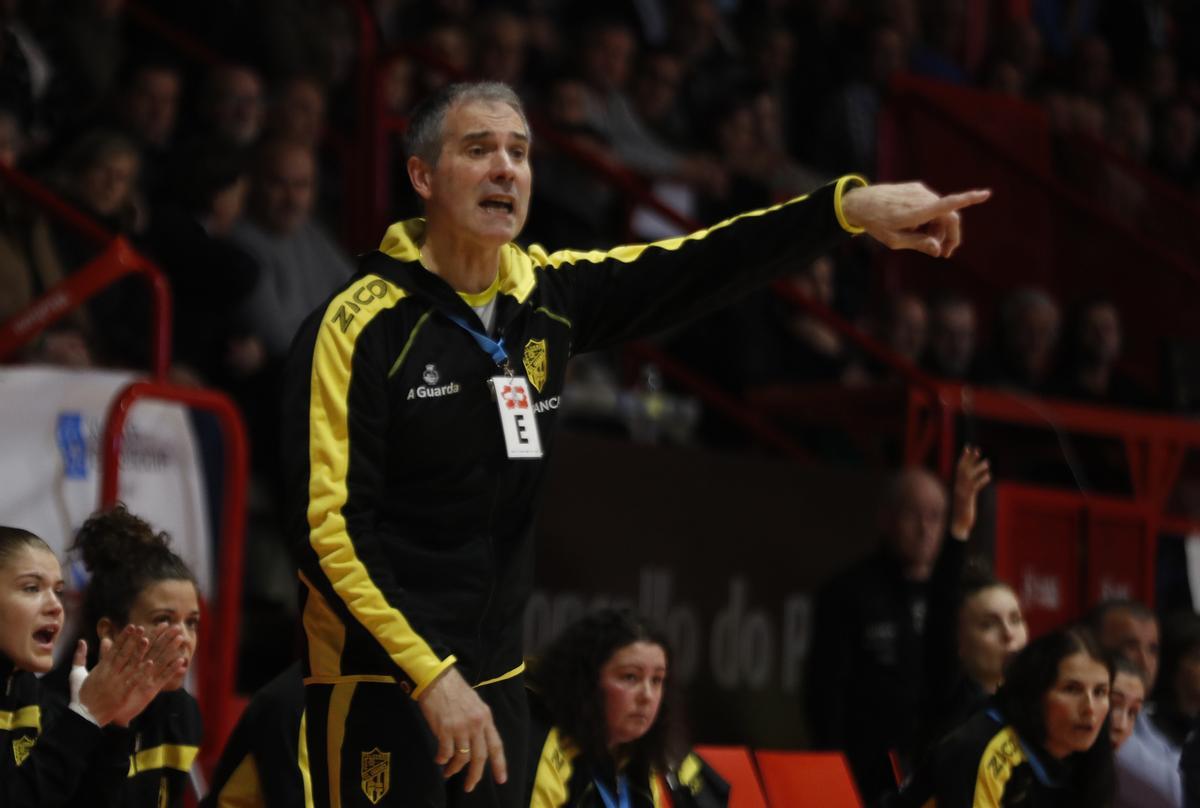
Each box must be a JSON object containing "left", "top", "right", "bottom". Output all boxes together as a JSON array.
[{"left": 405, "top": 81, "right": 529, "bottom": 165}]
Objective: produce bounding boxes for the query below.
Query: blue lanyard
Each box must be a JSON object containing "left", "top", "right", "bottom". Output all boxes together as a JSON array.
[
  {"left": 445, "top": 313, "right": 509, "bottom": 367},
  {"left": 593, "top": 775, "right": 630, "bottom": 808}
]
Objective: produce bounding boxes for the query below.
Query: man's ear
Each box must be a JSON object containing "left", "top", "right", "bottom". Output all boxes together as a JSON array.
[
  {"left": 96, "top": 617, "right": 117, "bottom": 644},
  {"left": 408, "top": 155, "right": 434, "bottom": 201}
]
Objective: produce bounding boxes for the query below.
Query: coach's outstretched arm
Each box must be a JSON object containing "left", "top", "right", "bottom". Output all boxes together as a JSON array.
[{"left": 841, "top": 182, "right": 991, "bottom": 258}]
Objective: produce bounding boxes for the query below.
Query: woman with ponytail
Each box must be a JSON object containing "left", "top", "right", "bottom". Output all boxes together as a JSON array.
[{"left": 70, "top": 505, "right": 204, "bottom": 808}]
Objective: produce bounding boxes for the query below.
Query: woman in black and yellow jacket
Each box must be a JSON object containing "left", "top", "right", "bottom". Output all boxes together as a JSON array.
[
  {"left": 525, "top": 609, "right": 726, "bottom": 808},
  {"left": 0, "top": 524, "right": 188, "bottom": 808},
  {"left": 890, "top": 627, "right": 1116, "bottom": 808},
  {"left": 65, "top": 506, "right": 204, "bottom": 808}
]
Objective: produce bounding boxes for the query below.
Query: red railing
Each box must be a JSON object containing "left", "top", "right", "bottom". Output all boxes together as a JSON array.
[
  {"left": 0, "top": 165, "right": 171, "bottom": 377},
  {"left": 99, "top": 381, "right": 249, "bottom": 776}
]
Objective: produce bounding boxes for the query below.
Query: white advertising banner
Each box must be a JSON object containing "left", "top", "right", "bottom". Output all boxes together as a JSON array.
[{"left": 0, "top": 366, "right": 212, "bottom": 653}]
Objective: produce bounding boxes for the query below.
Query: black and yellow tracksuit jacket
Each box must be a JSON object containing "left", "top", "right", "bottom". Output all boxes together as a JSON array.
[
  {"left": 0, "top": 655, "right": 131, "bottom": 808},
  {"left": 123, "top": 689, "right": 202, "bottom": 808},
  {"left": 282, "top": 176, "right": 866, "bottom": 697},
  {"left": 200, "top": 662, "right": 310, "bottom": 808},
  {"left": 889, "top": 709, "right": 1077, "bottom": 808},
  {"left": 525, "top": 702, "right": 727, "bottom": 808}
]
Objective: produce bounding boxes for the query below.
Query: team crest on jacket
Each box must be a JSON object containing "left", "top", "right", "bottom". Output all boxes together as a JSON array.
[
  {"left": 422, "top": 363, "right": 439, "bottom": 385},
  {"left": 361, "top": 748, "right": 391, "bottom": 804},
  {"left": 12, "top": 735, "right": 34, "bottom": 766},
  {"left": 523, "top": 339, "right": 547, "bottom": 392}
]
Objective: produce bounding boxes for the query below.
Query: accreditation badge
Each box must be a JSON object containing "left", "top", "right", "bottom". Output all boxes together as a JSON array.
[{"left": 490, "top": 375, "right": 543, "bottom": 458}]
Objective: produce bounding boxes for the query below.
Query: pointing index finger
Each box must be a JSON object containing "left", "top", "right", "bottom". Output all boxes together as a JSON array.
[{"left": 919, "top": 188, "right": 992, "bottom": 221}]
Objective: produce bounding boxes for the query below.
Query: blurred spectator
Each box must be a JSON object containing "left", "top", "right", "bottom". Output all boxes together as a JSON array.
[
  {"left": 113, "top": 59, "right": 181, "bottom": 198},
  {"left": 918, "top": 449, "right": 1005, "bottom": 752},
  {"left": 1090, "top": 599, "right": 1176, "bottom": 808},
  {"left": 809, "top": 465, "right": 964, "bottom": 802},
  {"left": 45, "top": 129, "right": 144, "bottom": 366},
  {"left": 116, "top": 60, "right": 180, "bottom": 152},
  {"left": 41, "top": 0, "right": 125, "bottom": 131},
  {"left": 630, "top": 48, "right": 691, "bottom": 150},
  {"left": 989, "top": 286, "right": 1060, "bottom": 392},
  {"left": 994, "top": 19, "right": 1045, "bottom": 96},
  {"left": 1152, "top": 99, "right": 1199, "bottom": 189},
  {"left": 200, "top": 64, "right": 266, "bottom": 148},
  {"left": 0, "top": 107, "right": 88, "bottom": 365},
  {"left": 525, "top": 75, "right": 619, "bottom": 249},
  {"left": 578, "top": 18, "right": 723, "bottom": 194},
  {"left": 909, "top": 0, "right": 970, "bottom": 85},
  {"left": 924, "top": 291, "right": 977, "bottom": 380},
  {"left": 1108, "top": 89, "right": 1153, "bottom": 163},
  {"left": 380, "top": 53, "right": 416, "bottom": 117},
  {"left": 143, "top": 138, "right": 260, "bottom": 384},
  {"left": 1072, "top": 35, "right": 1113, "bottom": 99},
  {"left": 473, "top": 9, "right": 528, "bottom": 90},
  {"left": 54, "top": 128, "right": 141, "bottom": 249},
  {"left": 265, "top": 76, "right": 326, "bottom": 150},
  {"left": 1110, "top": 656, "right": 1147, "bottom": 752},
  {"left": 818, "top": 25, "right": 906, "bottom": 175},
  {"left": 883, "top": 292, "right": 928, "bottom": 367},
  {"left": 1053, "top": 297, "right": 1150, "bottom": 408},
  {"left": 1032, "top": 0, "right": 1098, "bottom": 60},
  {"left": 231, "top": 138, "right": 353, "bottom": 362},
  {"left": 419, "top": 20, "right": 471, "bottom": 94},
  {"left": 0, "top": 19, "right": 32, "bottom": 133}
]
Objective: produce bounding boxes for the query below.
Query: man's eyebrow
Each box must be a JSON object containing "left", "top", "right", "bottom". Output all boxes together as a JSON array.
[{"left": 460, "top": 130, "right": 531, "bottom": 143}]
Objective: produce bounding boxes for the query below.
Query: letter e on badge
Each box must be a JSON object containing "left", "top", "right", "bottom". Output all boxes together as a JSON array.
[{"left": 491, "top": 375, "right": 543, "bottom": 458}]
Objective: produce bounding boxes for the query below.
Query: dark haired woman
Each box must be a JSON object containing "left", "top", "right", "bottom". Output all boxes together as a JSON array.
[
  {"left": 892, "top": 627, "right": 1116, "bottom": 808},
  {"left": 69, "top": 506, "right": 203, "bottom": 808},
  {"left": 525, "top": 609, "right": 726, "bottom": 808},
  {"left": 0, "top": 524, "right": 186, "bottom": 807}
]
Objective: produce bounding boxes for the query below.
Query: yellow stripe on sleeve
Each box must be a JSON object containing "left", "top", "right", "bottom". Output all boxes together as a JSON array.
[
  {"left": 128, "top": 744, "right": 200, "bottom": 776},
  {"left": 306, "top": 274, "right": 453, "bottom": 697},
  {"left": 531, "top": 193, "right": 813, "bottom": 271},
  {"left": 0, "top": 706, "right": 40, "bottom": 732}
]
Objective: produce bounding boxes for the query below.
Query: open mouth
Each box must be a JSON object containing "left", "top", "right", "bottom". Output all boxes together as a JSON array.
[
  {"left": 479, "top": 197, "right": 515, "bottom": 214},
  {"left": 33, "top": 626, "right": 58, "bottom": 648}
]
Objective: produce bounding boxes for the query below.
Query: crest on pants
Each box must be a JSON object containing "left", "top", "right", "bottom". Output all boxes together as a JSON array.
[
  {"left": 12, "top": 736, "right": 35, "bottom": 767},
  {"left": 523, "top": 339, "right": 548, "bottom": 392},
  {"left": 361, "top": 747, "right": 391, "bottom": 804}
]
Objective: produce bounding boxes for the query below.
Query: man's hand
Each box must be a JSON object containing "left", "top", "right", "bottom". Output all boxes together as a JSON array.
[
  {"left": 418, "top": 666, "right": 507, "bottom": 792},
  {"left": 842, "top": 182, "right": 991, "bottom": 258},
  {"left": 950, "top": 444, "right": 992, "bottom": 541}
]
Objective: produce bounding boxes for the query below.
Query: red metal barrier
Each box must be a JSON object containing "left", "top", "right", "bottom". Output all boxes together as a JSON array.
[
  {"left": 99, "top": 380, "right": 249, "bottom": 777},
  {"left": 0, "top": 237, "right": 171, "bottom": 378}
]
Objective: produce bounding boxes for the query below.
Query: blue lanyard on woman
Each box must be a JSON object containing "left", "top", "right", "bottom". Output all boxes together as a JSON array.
[{"left": 593, "top": 775, "right": 630, "bottom": 808}]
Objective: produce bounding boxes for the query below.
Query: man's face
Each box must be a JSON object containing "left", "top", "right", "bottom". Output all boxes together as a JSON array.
[
  {"left": 1101, "top": 610, "right": 1160, "bottom": 688},
  {"left": 213, "top": 67, "right": 264, "bottom": 145},
  {"left": 932, "top": 302, "right": 976, "bottom": 377},
  {"left": 125, "top": 68, "right": 181, "bottom": 148},
  {"left": 257, "top": 145, "right": 315, "bottom": 236},
  {"left": 1079, "top": 303, "right": 1121, "bottom": 365},
  {"left": 412, "top": 100, "right": 531, "bottom": 249},
  {"left": 886, "top": 471, "right": 947, "bottom": 580}
]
